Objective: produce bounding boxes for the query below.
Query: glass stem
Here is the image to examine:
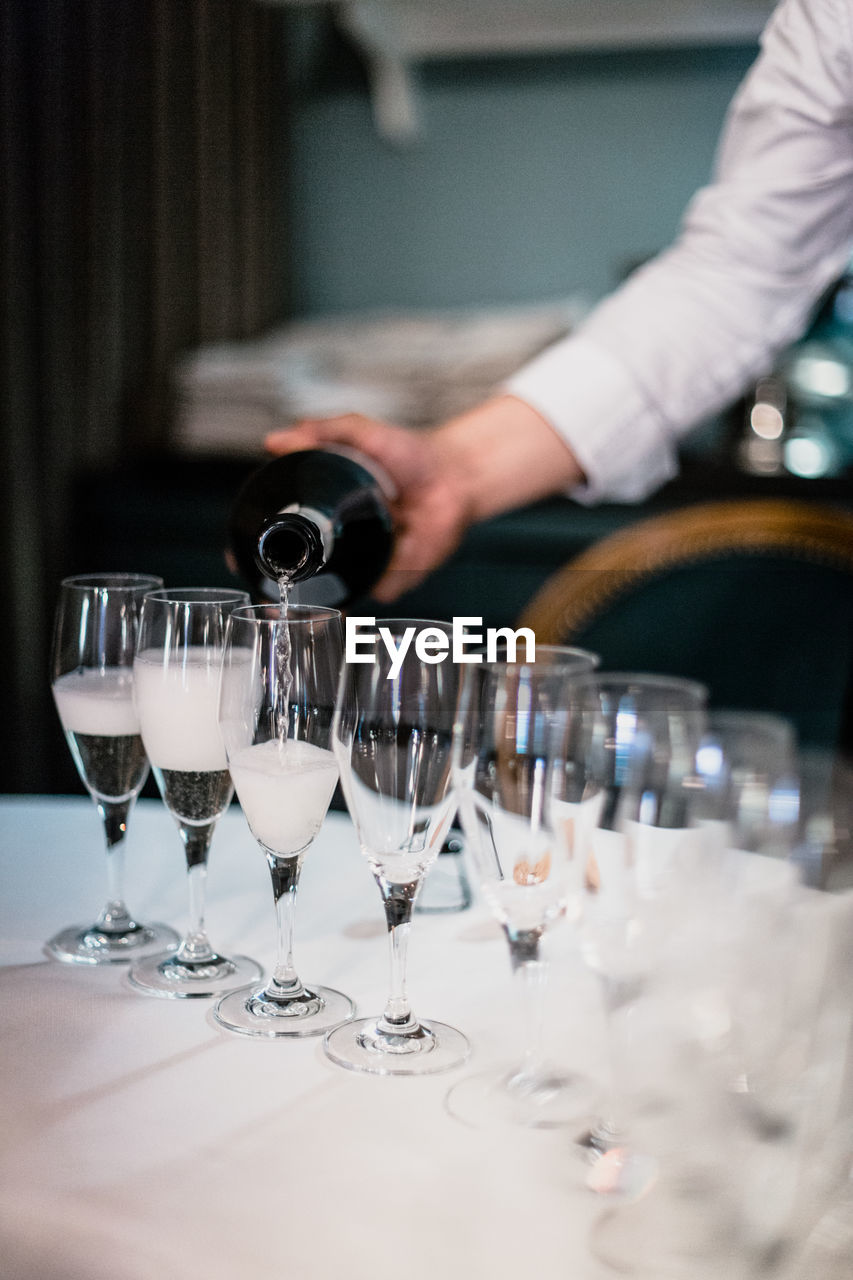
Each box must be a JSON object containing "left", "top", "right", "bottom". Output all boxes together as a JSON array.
[
  {"left": 594, "top": 972, "right": 639, "bottom": 1148},
  {"left": 175, "top": 821, "right": 216, "bottom": 964},
  {"left": 505, "top": 927, "right": 547, "bottom": 1084},
  {"left": 95, "top": 798, "right": 136, "bottom": 933},
  {"left": 267, "top": 853, "right": 305, "bottom": 998},
  {"left": 376, "top": 876, "right": 421, "bottom": 1035}
]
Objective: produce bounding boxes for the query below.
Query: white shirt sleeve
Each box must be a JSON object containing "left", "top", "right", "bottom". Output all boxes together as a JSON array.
[{"left": 506, "top": 0, "right": 853, "bottom": 503}]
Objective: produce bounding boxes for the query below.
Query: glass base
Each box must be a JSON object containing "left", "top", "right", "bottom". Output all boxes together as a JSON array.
[
  {"left": 579, "top": 1123, "right": 660, "bottom": 1199},
  {"left": 324, "top": 1015, "right": 470, "bottom": 1077},
  {"left": 584, "top": 1145, "right": 661, "bottom": 1199},
  {"left": 213, "top": 982, "right": 355, "bottom": 1038},
  {"left": 445, "top": 1064, "right": 597, "bottom": 1130},
  {"left": 45, "top": 920, "right": 179, "bottom": 966},
  {"left": 127, "top": 948, "right": 262, "bottom": 999},
  {"left": 588, "top": 1175, "right": 747, "bottom": 1278}
]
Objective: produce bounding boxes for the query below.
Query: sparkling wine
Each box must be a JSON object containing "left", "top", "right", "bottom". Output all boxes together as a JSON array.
[
  {"left": 134, "top": 645, "right": 228, "bottom": 772},
  {"left": 53, "top": 668, "right": 148, "bottom": 801},
  {"left": 134, "top": 645, "right": 236, "bottom": 823},
  {"left": 63, "top": 732, "right": 148, "bottom": 804},
  {"left": 275, "top": 575, "right": 294, "bottom": 741},
  {"left": 229, "top": 739, "right": 338, "bottom": 856},
  {"left": 153, "top": 767, "right": 233, "bottom": 826}
]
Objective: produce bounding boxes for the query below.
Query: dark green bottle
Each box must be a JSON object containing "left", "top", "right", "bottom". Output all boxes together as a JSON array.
[{"left": 228, "top": 448, "right": 394, "bottom": 605}]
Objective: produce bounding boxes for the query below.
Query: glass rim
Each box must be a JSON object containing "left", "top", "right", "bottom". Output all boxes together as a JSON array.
[
  {"left": 228, "top": 602, "right": 342, "bottom": 626},
  {"left": 469, "top": 643, "right": 599, "bottom": 669},
  {"left": 358, "top": 617, "right": 453, "bottom": 634},
  {"left": 60, "top": 572, "right": 164, "bottom": 592},
  {"left": 142, "top": 587, "right": 250, "bottom": 605},
  {"left": 574, "top": 671, "right": 708, "bottom": 702},
  {"left": 704, "top": 708, "right": 796, "bottom": 741}
]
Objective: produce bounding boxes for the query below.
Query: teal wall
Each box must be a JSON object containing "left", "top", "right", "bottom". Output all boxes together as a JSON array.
[{"left": 285, "top": 38, "right": 760, "bottom": 315}]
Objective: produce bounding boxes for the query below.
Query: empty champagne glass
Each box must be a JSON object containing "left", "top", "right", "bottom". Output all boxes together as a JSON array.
[
  {"left": 324, "top": 620, "right": 470, "bottom": 1075},
  {"left": 695, "top": 709, "right": 800, "bottom": 865},
  {"left": 47, "top": 573, "right": 179, "bottom": 964},
  {"left": 213, "top": 603, "right": 354, "bottom": 1036},
  {"left": 571, "top": 674, "right": 708, "bottom": 1195},
  {"left": 447, "top": 646, "right": 601, "bottom": 1128},
  {"left": 692, "top": 712, "right": 805, "bottom": 1120},
  {"left": 128, "top": 588, "right": 262, "bottom": 999}
]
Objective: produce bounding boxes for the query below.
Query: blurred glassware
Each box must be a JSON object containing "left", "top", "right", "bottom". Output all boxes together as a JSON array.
[
  {"left": 687, "top": 713, "right": 853, "bottom": 1274},
  {"left": 690, "top": 711, "right": 803, "bottom": 1105},
  {"left": 795, "top": 748, "right": 853, "bottom": 892},
  {"left": 447, "top": 645, "right": 599, "bottom": 1128},
  {"left": 570, "top": 673, "right": 708, "bottom": 1197},
  {"left": 694, "top": 709, "right": 800, "bottom": 858},
  {"left": 732, "top": 265, "right": 853, "bottom": 479},
  {"left": 592, "top": 708, "right": 853, "bottom": 1277},
  {"left": 732, "top": 888, "right": 853, "bottom": 1277},
  {"left": 47, "top": 573, "right": 179, "bottom": 965}
]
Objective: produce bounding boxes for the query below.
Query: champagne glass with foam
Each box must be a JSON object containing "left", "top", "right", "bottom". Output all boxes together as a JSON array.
[
  {"left": 128, "top": 587, "right": 262, "bottom": 999},
  {"left": 213, "top": 603, "right": 355, "bottom": 1036},
  {"left": 47, "top": 573, "right": 179, "bottom": 964}
]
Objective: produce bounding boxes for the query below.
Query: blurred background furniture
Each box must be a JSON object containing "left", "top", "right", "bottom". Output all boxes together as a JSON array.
[{"left": 520, "top": 499, "right": 853, "bottom": 752}]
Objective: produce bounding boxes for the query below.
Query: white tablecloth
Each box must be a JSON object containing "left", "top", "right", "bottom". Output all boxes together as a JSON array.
[{"left": 0, "top": 796, "right": 612, "bottom": 1280}]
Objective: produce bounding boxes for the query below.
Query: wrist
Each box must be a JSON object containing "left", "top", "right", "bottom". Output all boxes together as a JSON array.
[{"left": 429, "top": 394, "right": 585, "bottom": 522}]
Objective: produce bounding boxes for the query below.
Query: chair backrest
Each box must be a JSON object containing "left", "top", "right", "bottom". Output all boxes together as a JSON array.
[{"left": 519, "top": 499, "right": 853, "bottom": 751}]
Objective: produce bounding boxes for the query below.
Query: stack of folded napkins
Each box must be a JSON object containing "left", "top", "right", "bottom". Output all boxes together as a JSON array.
[{"left": 172, "top": 297, "right": 586, "bottom": 455}]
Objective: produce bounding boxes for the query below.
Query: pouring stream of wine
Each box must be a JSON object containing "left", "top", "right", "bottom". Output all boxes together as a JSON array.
[{"left": 275, "top": 575, "right": 294, "bottom": 748}]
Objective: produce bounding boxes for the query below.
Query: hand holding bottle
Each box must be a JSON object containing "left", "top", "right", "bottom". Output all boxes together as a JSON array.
[
  {"left": 264, "top": 413, "right": 475, "bottom": 602},
  {"left": 264, "top": 397, "right": 584, "bottom": 601}
]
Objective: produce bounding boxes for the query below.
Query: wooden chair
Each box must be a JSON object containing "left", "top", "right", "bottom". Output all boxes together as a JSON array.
[{"left": 519, "top": 499, "right": 853, "bottom": 751}]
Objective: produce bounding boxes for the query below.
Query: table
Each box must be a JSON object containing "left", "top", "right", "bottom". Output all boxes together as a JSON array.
[{"left": 0, "top": 796, "right": 613, "bottom": 1280}]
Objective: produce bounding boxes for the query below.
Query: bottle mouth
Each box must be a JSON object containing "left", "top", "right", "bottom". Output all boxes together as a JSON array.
[{"left": 255, "top": 514, "right": 325, "bottom": 584}]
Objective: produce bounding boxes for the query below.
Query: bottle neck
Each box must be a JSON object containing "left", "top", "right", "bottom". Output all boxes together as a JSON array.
[{"left": 255, "top": 507, "right": 335, "bottom": 584}]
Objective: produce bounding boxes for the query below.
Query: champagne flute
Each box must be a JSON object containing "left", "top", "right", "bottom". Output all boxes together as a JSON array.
[
  {"left": 693, "top": 712, "right": 805, "bottom": 1119},
  {"left": 213, "top": 603, "right": 355, "bottom": 1036},
  {"left": 324, "top": 620, "right": 470, "bottom": 1075},
  {"left": 447, "top": 646, "right": 601, "bottom": 1128},
  {"left": 695, "top": 710, "right": 800, "bottom": 864},
  {"left": 128, "top": 588, "right": 262, "bottom": 999},
  {"left": 47, "top": 573, "right": 179, "bottom": 964},
  {"left": 571, "top": 674, "right": 708, "bottom": 1194}
]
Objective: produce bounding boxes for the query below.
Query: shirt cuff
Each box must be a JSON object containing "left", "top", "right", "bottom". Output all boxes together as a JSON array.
[{"left": 505, "top": 334, "right": 679, "bottom": 505}]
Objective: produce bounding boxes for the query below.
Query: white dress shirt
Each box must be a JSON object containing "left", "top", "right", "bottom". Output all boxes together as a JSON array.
[{"left": 506, "top": 0, "right": 853, "bottom": 503}]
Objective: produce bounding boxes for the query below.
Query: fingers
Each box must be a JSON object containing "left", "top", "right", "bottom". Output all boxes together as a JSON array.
[
  {"left": 264, "top": 415, "right": 433, "bottom": 493},
  {"left": 265, "top": 414, "right": 388, "bottom": 456},
  {"left": 264, "top": 418, "right": 352, "bottom": 455},
  {"left": 264, "top": 425, "right": 321, "bottom": 454},
  {"left": 372, "top": 488, "right": 470, "bottom": 602}
]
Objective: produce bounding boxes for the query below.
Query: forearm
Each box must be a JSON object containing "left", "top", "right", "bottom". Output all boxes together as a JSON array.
[{"left": 429, "top": 394, "right": 586, "bottom": 523}]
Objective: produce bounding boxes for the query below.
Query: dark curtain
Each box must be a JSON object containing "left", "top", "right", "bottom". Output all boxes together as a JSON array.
[{"left": 1, "top": 0, "right": 288, "bottom": 791}]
